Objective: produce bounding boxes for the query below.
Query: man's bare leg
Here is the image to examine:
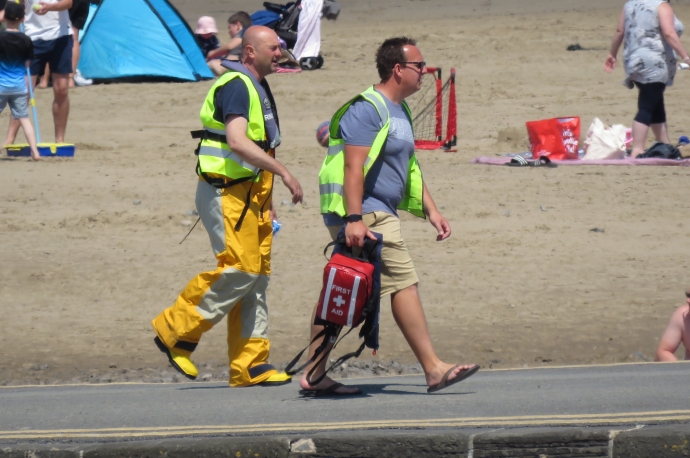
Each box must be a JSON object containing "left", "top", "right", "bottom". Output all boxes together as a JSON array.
[
  {"left": 208, "top": 59, "right": 227, "bottom": 77},
  {"left": 298, "top": 304, "right": 359, "bottom": 394},
  {"left": 391, "top": 283, "right": 476, "bottom": 388},
  {"left": 5, "top": 75, "right": 38, "bottom": 146},
  {"left": 37, "top": 64, "right": 50, "bottom": 89},
  {"left": 69, "top": 26, "right": 80, "bottom": 88},
  {"left": 651, "top": 122, "right": 670, "bottom": 145},
  {"left": 301, "top": 283, "right": 476, "bottom": 392},
  {"left": 51, "top": 74, "right": 70, "bottom": 143}
]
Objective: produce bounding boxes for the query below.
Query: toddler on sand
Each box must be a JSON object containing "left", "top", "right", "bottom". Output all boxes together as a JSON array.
[
  {"left": 194, "top": 16, "right": 219, "bottom": 59},
  {"left": 0, "top": 1, "right": 40, "bottom": 161}
]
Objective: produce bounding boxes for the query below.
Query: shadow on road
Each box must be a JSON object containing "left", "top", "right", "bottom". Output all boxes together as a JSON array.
[
  {"left": 294, "top": 382, "right": 476, "bottom": 399},
  {"left": 172, "top": 381, "right": 476, "bottom": 398}
]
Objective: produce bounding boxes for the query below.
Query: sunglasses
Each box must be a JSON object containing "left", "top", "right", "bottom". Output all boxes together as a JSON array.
[
  {"left": 686, "top": 292, "right": 690, "bottom": 298},
  {"left": 399, "top": 61, "right": 426, "bottom": 70}
]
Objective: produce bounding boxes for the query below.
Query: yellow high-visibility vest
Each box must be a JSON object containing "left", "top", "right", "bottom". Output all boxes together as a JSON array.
[
  {"left": 318, "top": 87, "right": 425, "bottom": 218},
  {"left": 197, "top": 72, "right": 267, "bottom": 180}
]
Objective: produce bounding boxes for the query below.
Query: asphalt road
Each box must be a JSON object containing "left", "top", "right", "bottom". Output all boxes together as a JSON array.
[{"left": 1, "top": 362, "right": 689, "bottom": 441}]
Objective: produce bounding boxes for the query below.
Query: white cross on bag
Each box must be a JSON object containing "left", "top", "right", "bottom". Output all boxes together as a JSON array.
[{"left": 333, "top": 295, "right": 346, "bottom": 307}]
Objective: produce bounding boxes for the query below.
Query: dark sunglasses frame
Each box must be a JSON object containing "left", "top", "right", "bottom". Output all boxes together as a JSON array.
[
  {"left": 399, "top": 61, "right": 426, "bottom": 70},
  {"left": 686, "top": 292, "right": 690, "bottom": 298}
]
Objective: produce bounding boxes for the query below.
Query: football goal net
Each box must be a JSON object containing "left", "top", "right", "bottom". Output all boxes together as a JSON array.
[{"left": 406, "top": 67, "right": 457, "bottom": 151}]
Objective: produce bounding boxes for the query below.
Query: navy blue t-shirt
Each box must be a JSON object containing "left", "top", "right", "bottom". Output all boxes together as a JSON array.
[
  {"left": 214, "top": 78, "right": 251, "bottom": 122},
  {"left": 213, "top": 76, "right": 280, "bottom": 146},
  {"left": 195, "top": 34, "right": 219, "bottom": 58}
]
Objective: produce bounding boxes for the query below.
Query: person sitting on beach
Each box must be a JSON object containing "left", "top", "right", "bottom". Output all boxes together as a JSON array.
[
  {"left": 0, "top": 1, "right": 40, "bottom": 161},
  {"left": 206, "top": 11, "right": 251, "bottom": 76},
  {"left": 655, "top": 289, "right": 690, "bottom": 361},
  {"left": 194, "top": 16, "right": 219, "bottom": 59}
]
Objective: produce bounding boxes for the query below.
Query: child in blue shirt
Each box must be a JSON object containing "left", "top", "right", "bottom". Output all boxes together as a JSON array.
[{"left": 0, "top": 1, "right": 40, "bottom": 160}]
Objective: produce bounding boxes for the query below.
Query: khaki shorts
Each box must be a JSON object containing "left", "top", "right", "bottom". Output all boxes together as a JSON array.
[{"left": 327, "top": 211, "right": 419, "bottom": 297}]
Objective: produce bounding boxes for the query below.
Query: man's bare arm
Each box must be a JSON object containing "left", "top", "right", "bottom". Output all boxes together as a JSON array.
[
  {"left": 226, "top": 115, "right": 302, "bottom": 203},
  {"left": 206, "top": 37, "right": 242, "bottom": 60},
  {"left": 37, "top": 0, "right": 72, "bottom": 14},
  {"left": 422, "top": 183, "right": 451, "bottom": 241},
  {"left": 342, "top": 144, "right": 376, "bottom": 247},
  {"left": 206, "top": 43, "right": 231, "bottom": 60},
  {"left": 655, "top": 307, "right": 684, "bottom": 361}
]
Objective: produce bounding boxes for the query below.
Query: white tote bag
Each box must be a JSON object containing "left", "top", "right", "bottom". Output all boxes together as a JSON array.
[{"left": 582, "top": 118, "right": 627, "bottom": 160}]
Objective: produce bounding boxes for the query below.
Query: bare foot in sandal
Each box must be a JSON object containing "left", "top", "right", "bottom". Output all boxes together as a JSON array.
[
  {"left": 426, "top": 363, "right": 479, "bottom": 393},
  {"left": 299, "top": 374, "right": 361, "bottom": 395}
]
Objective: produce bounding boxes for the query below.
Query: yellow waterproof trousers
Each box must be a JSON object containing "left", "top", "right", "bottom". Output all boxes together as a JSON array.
[{"left": 152, "top": 172, "right": 276, "bottom": 387}]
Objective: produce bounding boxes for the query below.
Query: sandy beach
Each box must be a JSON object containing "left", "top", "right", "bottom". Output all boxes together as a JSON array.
[{"left": 2, "top": 0, "right": 690, "bottom": 385}]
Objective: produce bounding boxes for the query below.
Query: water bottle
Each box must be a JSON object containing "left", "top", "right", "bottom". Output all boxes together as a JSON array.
[{"left": 272, "top": 220, "right": 282, "bottom": 236}]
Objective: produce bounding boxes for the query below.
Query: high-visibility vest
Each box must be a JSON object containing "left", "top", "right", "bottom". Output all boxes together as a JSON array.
[
  {"left": 318, "top": 87, "right": 425, "bottom": 219},
  {"left": 197, "top": 71, "right": 269, "bottom": 181}
]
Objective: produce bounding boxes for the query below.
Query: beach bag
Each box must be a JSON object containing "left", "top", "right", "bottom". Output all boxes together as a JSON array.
[
  {"left": 582, "top": 118, "right": 626, "bottom": 160},
  {"left": 526, "top": 117, "right": 580, "bottom": 160},
  {"left": 285, "top": 235, "right": 382, "bottom": 385}
]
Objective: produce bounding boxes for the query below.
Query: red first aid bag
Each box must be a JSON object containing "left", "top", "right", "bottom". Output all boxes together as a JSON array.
[
  {"left": 316, "top": 252, "right": 374, "bottom": 328},
  {"left": 526, "top": 117, "right": 580, "bottom": 160}
]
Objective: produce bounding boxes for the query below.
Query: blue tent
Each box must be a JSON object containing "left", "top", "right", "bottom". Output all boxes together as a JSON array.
[
  {"left": 78, "top": 0, "right": 213, "bottom": 82},
  {"left": 78, "top": 3, "right": 98, "bottom": 42}
]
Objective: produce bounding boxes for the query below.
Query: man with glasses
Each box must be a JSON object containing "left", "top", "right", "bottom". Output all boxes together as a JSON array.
[
  {"left": 302, "top": 36, "right": 478, "bottom": 396},
  {"left": 655, "top": 289, "right": 690, "bottom": 361}
]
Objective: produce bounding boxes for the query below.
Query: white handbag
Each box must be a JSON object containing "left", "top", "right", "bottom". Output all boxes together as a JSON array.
[{"left": 582, "top": 118, "right": 627, "bottom": 160}]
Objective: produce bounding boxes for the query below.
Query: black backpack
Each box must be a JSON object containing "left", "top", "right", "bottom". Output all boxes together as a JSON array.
[{"left": 637, "top": 142, "right": 682, "bottom": 159}]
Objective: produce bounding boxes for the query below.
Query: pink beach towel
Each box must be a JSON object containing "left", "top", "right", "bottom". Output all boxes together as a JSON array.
[
  {"left": 472, "top": 156, "right": 690, "bottom": 166},
  {"left": 275, "top": 67, "right": 302, "bottom": 74}
]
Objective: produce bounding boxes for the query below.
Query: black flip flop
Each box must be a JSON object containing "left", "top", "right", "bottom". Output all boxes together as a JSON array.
[
  {"left": 532, "top": 156, "right": 557, "bottom": 167},
  {"left": 505, "top": 155, "right": 557, "bottom": 168},
  {"left": 427, "top": 364, "right": 479, "bottom": 393},
  {"left": 505, "top": 155, "right": 531, "bottom": 167},
  {"left": 299, "top": 382, "right": 364, "bottom": 397}
]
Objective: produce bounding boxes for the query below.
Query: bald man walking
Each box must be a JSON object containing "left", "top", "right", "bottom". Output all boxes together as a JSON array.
[{"left": 152, "top": 27, "right": 303, "bottom": 387}]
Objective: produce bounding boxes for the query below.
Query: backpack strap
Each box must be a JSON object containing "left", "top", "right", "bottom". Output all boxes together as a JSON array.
[
  {"left": 306, "top": 334, "right": 365, "bottom": 386},
  {"left": 284, "top": 323, "right": 367, "bottom": 386},
  {"left": 284, "top": 325, "right": 338, "bottom": 377},
  {"left": 323, "top": 235, "right": 380, "bottom": 262}
]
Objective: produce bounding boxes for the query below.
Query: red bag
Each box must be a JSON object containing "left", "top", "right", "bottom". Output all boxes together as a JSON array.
[
  {"left": 316, "top": 252, "right": 374, "bottom": 328},
  {"left": 526, "top": 117, "right": 580, "bottom": 160}
]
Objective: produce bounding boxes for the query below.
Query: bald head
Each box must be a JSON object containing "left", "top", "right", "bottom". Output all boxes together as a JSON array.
[
  {"left": 241, "top": 26, "right": 279, "bottom": 56},
  {"left": 240, "top": 26, "right": 283, "bottom": 79}
]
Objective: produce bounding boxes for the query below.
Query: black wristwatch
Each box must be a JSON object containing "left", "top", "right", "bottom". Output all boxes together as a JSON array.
[{"left": 345, "top": 214, "right": 363, "bottom": 223}]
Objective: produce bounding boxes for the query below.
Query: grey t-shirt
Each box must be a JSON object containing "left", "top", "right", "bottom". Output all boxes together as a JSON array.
[
  {"left": 323, "top": 89, "right": 415, "bottom": 226},
  {"left": 623, "top": 0, "right": 684, "bottom": 87},
  {"left": 228, "top": 28, "right": 246, "bottom": 57}
]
